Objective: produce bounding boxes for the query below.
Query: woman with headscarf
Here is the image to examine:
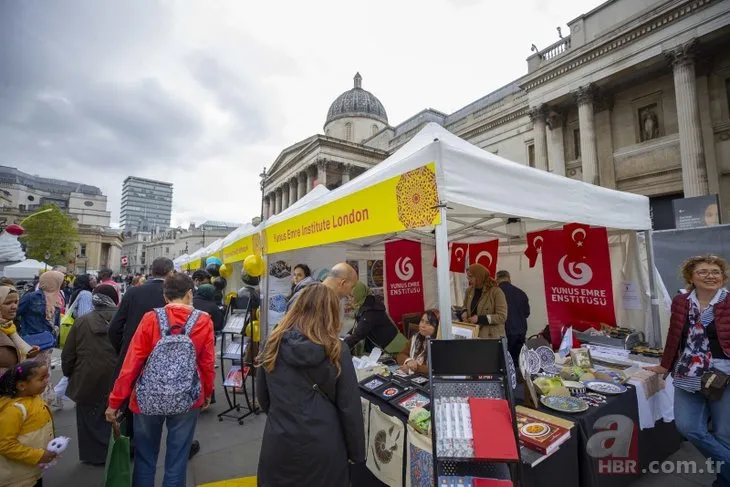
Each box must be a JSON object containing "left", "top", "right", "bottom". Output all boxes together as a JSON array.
[
  {"left": 193, "top": 284, "right": 224, "bottom": 333},
  {"left": 460, "top": 263, "right": 508, "bottom": 339},
  {"left": 54, "top": 273, "right": 96, "bottom": 408},
  {"left": 61, "top": 285, "right": 119, "bottom": 465},
  {"left": 17, "top": 270, "right": 65, "bottom": 403},
  {"left": 344, "top": 281, "right": 407, "bottom": 354},
  {"left": 0, "top": 286, "right": 39, "bottom": 377}
]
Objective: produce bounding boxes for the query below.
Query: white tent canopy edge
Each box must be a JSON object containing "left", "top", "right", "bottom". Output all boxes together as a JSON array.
[{"left": 260, "top": 123, "right": 658, "bottom": 343}]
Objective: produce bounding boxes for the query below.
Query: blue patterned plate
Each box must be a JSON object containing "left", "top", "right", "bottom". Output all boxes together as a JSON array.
[
  {"left": 583, "top": 380, "right": 627, "bottom": 395},
  {"left": 540, "top": 395, "right": 589, "bottom": 413}
]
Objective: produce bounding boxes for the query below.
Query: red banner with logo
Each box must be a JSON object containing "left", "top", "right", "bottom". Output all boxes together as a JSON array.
[
  {"left": 468, "top": 240, "right": 499, "bottom": 278},
  {"left": 385, "top": 239, "right": 425, "bottom": 324},
  {"left": 541, "top": 226, "right": 616, "bottom": 345}
]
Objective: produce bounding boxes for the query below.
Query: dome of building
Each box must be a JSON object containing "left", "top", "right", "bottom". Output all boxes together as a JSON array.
[{"left": 325, "top": 73, "right": 388, "bottom": 126}]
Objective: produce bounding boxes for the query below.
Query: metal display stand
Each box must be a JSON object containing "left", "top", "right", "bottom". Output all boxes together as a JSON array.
[
  {"left": 428, "top": 338, "right": 523, "bottom": 486},
  {"left": 217, "top": 292, "right": 260, "bottom": 424}
]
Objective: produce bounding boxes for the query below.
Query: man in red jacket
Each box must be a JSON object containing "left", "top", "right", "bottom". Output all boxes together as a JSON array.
[{"left": 106, "top": 273, "right": 215, "bottom": 486}]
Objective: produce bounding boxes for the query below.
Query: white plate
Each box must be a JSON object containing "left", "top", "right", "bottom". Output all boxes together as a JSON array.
[{"left": 583, "top": 380, "right": 627, "bottom": 395}]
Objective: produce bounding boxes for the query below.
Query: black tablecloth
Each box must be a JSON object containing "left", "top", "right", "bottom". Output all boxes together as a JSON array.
[{"left": 515, "top": 386, "right": 681, "bottom": 487}]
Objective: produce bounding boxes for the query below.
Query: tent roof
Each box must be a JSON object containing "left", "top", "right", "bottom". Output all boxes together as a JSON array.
[
  {"left": 265, "top": 184, "right": 330, "bottom": 226},
  {"left": 4, "top": 259, "right": 47, "bottom": 269},
  {"left": 261, "top": 123, "right": 650, "bottom": 250}
]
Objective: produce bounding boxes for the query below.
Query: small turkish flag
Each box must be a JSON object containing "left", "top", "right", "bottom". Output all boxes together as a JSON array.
[
  {"left": 468, "top": 240, "right": 499, "bottom": 277},
  {"left": 524, "top": 231, "right": 547, "bottom": 268},
  {"left": 450, "top": 243, "right": 468, "bottom": 273},
  {"left": 563, "top": 223, "right": 590, "bottom": 259}
]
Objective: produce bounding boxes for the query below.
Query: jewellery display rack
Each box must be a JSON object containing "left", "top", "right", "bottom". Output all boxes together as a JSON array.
[
  {"left": 218, "top": 292, "right": 259, "bottom": 424},
  {"left": 428, "top": 338, "right": 522, "bottom": 486}
]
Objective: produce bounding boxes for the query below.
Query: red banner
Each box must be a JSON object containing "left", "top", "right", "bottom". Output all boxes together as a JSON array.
[
  {"left": 450, "top": 242, "right": 468, "bottom": 273},
  {"left": 540, "top": 226, "right": 616, "bottom": 344},
  {"left": 524, "top": 230, "right": 547, "bottom": 268},
  {"left": 468, "top": 240, "right": 499, "bottom": 278},
  {"left": 385, "top": 239, "right": 425, "bottom": 325}
]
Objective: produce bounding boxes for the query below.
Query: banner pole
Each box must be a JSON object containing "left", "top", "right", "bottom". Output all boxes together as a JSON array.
[
  {"left": 435, "top": 205, "right": 453, "bottom": 339},
  {"left": 644, "top": 230, "right": 663, "bottom": 348}
]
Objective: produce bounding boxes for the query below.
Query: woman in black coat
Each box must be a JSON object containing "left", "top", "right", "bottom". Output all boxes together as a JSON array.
[{"left": 256, "top": 283, "right": 365, "bottom": 487}]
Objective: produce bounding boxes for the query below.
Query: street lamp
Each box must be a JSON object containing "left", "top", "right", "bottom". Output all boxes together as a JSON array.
[{"left": 259, "top": 166, "right": 268, "bottom": 221}]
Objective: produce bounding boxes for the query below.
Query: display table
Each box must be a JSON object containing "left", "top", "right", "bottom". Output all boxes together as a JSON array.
[
  {"left": 357, "top": 387, "right": 581, "bottom": 487},
  {"left": 515, "top": 385, "right": 681, "bottom": 487}
]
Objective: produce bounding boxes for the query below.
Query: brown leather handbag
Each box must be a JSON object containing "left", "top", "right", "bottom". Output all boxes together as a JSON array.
[{"left": 700, "top": 370, "right": 730, "bottom": 401}]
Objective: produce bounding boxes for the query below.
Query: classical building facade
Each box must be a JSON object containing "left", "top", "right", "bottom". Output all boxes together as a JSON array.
[{"left": 262, "top": 0, "right": 730, "bottom": 230}]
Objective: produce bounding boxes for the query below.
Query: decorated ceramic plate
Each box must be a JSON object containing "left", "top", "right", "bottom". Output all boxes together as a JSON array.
[
  {"left": 541, "top": 364, "right": 562, "bottom": 375},
  {"left": 584, "top": 380, "right": 627, "bottom": 395},
  {"left": 536, "top": 346, "right": 556, "bottom": 369},
  {"left": 521, "top": 422, "right": 549, "bottom": 437},
  {"left": 540, "top": 395, "right": 589, "bottom": 413},
  {"left": 507, "top": 354, "right": 517, "bottom": 389},
  {"left": 562, "top": 380, "right": 585, "bottom": 390},
  {"left": 527, "top": 349, "right": 542, "bottom": 374}
]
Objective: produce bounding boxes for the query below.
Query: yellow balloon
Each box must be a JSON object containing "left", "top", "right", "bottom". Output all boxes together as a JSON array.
[
  {"left": 255, "top": 308, "right": 260, "bottom": 321},
  {"left": 219, "top": 263, "right": 232, "bottom": 279},
  {"left": 245, "top": 320, "right": 261, "bottom": 342},
  {"left": 243, "top": 254, "right": 264, "bottom": 277}
]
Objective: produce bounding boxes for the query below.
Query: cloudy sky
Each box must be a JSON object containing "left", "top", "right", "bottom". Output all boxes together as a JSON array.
[{"left": 1, "top": 0, "right": 601, "bottom": 228}]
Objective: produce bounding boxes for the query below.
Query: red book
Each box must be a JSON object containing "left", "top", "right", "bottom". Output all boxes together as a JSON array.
[
  {"left": 515, "top": 412, "right": 571, "bottom": 455},
  {"left": 468, "top": 398, "right": 519, "bottom": 461},
  {"left": 473, "top": 479, "right": 513, "bottom": 487}
]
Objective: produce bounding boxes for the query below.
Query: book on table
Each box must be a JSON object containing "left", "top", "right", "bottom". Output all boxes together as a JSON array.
[
  {"left": 467, "top": 398, "right": 519, "bottom": 461},
  {"left": 514, "top": 406, "right": 572, "bottom": 456}
]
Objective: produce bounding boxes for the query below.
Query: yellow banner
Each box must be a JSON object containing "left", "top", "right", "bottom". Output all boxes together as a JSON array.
[
  {"left": 265, "top": 163, "right": 440, "bottom": 254},
  {"left": 221, "top": 234, "right": 254, "bottom": 264}
]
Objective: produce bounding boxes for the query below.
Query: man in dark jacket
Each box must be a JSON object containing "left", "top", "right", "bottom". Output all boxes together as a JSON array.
[
  {"left": 108, "top": 257, "right": 201, "bottom": 458},
  {"left": 496, "top": 270, "right": 530, "bottom": 367}
]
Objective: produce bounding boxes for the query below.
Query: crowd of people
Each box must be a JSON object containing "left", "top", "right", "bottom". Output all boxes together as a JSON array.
[{"left": 1, "top": 252, "right": 728, "bottom": 487}]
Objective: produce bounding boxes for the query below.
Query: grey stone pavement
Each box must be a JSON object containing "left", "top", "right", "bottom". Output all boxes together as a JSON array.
[{"left": 42, "top": 351, "right": 718, "bottom": 487}]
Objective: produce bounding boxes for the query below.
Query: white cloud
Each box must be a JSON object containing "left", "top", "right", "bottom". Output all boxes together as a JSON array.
[{"left": 1, "top": 0, "right": 601, "bottom": 228}]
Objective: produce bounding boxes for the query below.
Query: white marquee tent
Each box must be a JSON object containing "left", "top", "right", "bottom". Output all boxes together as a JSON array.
[
  {"left": 3, "top": 259, "right": 51, "bottom": 280},
  {"left": 258, "top": 123, "right": 662, "bottom": 343}
]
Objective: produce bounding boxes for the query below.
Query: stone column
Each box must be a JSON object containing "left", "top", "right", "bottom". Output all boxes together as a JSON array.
[
  {"left": 573, "top": 84, "right": 599, "bottom": 185},
  {"left": 263, "top": 195, "right": 271, "bottom": 219},
  {"left": 666, "top": 40, "right": 709, "bottom": 197},
  {"left": 341, "top": 163, "right": 352, "bottom": 184},
  {"left": 281, "top": 182, "right": 290, "bottom": 210},
  {"left": 298, "top": 172, "right": 307, "bottom": 199},
  {"left": 275, "top": 188, "right": 282, "bottom": 215},
  {"left": 306, "top": 167, "right": 314, "bottom": 193},
  {"left": 316, "top": 160, "right": 327, "bottom": 188},
  {"left": 529, "top": 105, "right": 549, "bottom": 171},
  {"left": 289, "top": 177, "right": 298, "bottom": 204},
  {"left": 547, "top": 111, "right": 566, "bottom": 176}
]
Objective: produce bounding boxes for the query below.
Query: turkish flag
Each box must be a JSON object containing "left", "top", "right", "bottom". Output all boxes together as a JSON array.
[
  {"left": 450, "top": 243, "right": 468, "bottom": 273},
  {"left": 563, "top": 223, "right": 591, "bottom": 259},
  {"left": 468, "top": 240, "right": 499, "bottom": 277},
  {"left": 541, "top": 226, "right": 616, "bottom": 341},
  {"left": 524, "top": 231, "right": 547, "bottom": 268}
]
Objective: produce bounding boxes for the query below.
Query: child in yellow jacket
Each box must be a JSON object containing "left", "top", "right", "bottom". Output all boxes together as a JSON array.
[{"left": 0, "top": 360, "right": 56, "bottom": 487}]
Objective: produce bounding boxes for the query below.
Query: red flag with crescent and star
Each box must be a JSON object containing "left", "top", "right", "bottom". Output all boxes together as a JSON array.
[
  {"left": 563, "top": 223, "right": 591, "bottom": 259},
  {"left": 449, "top": 242, "right": 469, "bottom": 273},
  {"left": 524, "top": 230, "right": 547, "bottom": 268},
  {"left": 468, "top": 240, "right": 499, "bottom": 278}
]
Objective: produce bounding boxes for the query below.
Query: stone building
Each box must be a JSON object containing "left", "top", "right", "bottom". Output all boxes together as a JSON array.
[
  {"left": 0, "top": 166, "right": 122, "bottom": 272},
  {"left": 262, "top": 0, "right": 730, "bottom": 230}
]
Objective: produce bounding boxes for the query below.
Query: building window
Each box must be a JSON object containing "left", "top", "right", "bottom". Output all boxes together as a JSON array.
[
  {"left": 79, "top": 244, "right": 87, "bottom": 257},
  {"left": 345, "top": 122, "right": 352, "bottom": 141},
  {"left": 84, "top": 201, "right": 94, "bottom": 207},
  {"left": 27, "top": 195, "right": 35, "bottom": 201},
  {"left": 573, "top": 129, "right": 581, "bottom": 159},
  {"left": 165, "top": 247, "right": 170, "bottom": 255},
  {"left": 527, "top": 144, "right": 535, "bottom": 168},
  {"left": 372, "top": 124, "right": 378, "bottom": 136}
]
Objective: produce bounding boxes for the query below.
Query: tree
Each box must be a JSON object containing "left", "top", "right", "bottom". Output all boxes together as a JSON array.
[{"left": 20, "top": 204, "right": 78, "bottom": 266}]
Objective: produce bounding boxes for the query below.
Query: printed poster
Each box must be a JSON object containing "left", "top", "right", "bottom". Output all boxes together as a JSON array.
[{"left": 384, "top": 239, "right": 425, "bottom": 325}]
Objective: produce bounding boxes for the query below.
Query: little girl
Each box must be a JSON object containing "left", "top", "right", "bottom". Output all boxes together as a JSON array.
[{"left": 0, "top": 361, "right": 56, "bottom": 487}]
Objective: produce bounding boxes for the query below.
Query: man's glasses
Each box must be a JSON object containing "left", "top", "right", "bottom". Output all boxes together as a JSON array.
[{"left": 695, "top": 269, "right": 724, "bottom": 278}]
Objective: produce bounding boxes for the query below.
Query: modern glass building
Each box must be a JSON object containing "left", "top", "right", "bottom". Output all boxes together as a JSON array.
[{"left": 120, "top": 176, "right": 173, "bottom": 230}]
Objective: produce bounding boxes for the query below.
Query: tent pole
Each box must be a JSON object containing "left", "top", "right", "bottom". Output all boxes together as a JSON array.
[
  {"left": 644, "top": 230, "right": 662, "bottom": 348},
  {"left": 435, "top": 205, "right": 453, "bottom": 339}
]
